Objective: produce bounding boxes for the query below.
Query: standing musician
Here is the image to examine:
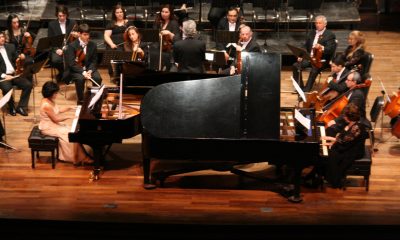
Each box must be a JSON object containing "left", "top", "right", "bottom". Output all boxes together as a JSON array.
[
  {"left": 343, "top": 30, "right": 367, "bottom": 76},
  {"left": 173, "top": 19, "right": 206, "bottom": 74},
  {"left": 227, "top": 25, "right": 261, "bottom": 75},
  {"left": 5, "top": 14, "right": 36, "bottom": 69},
  {"left": 152, "top": 4, "right": 180, "bottom": 71},
  {"left": 64, "top": 24, "right": 102, "bottom": 105},
  {"left": 292, "top": 15, "right": 336, "bottom": 92},
  {"left": 0, "top": 31, "right": 32, "bottom": 116},
  {"left": 325, "top": 71, "right": 370, "bottom": 136},
  {"left": 321, "top": 103, "right": 369, "bottom": 188},
  {"left": 48, "top": 5, "right": 78, "bottom": 82},
  {"left": 123, "top": 26, "right": 146, "bottom": 62}
]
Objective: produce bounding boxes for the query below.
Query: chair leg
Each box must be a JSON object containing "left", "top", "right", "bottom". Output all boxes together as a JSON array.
[
  {"left": 31, "top": 149, "right": 35, "bottom": 168},
  {"left": 51, "top": 149, "right": 55, "bottom": 169},
  {"left": 365, "top": 176, "right": 369, "bottom": 191}
]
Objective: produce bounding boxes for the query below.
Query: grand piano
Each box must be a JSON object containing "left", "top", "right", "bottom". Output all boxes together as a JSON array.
[
  {"left": 140, "top": 53, "right": 324, "bottom": 203},
  {"left": 68, "top": 62, "right": 224, "bottom": 180}
]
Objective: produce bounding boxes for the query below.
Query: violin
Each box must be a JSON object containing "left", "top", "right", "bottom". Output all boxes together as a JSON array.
[
  {"left": 21, "top": 13, "right": 36, "bottom": 57},
  {"left": 65, "top": 24, "right": 78, "bottom": 46},
  {"left": 161, "top": 33, "right": 173, "bottom": 52},
  {"left": 317, "top": 79, "right": 371, "bottom": 126},
  {"left": 75, "top": 48, "right": 86, "bottom": 67},
  {"left": 311, "top": 44, "right": 323, "bottom": 69},
  {"left": 15, "top": 57, "right": 23, "bottom": 75}
]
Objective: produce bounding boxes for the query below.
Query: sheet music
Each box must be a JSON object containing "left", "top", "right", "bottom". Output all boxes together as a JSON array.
[
  {"left": 205, "top": 52, "right": 214, "bottom": 61},
  {"left": 70, "top": 105, "right": 82, "bottom": 133},
  {"left": 0, "top": 89, "right": 13, "bottom": 109},
  {"left": 294, "top": 108, "right": 311, "bottom": 130},
  {"left": 0, "top": 75, "right": 21, "bottom": 83},
  {"left": 88, "top": 85, "right": 105, "bottom": 109},
  {"left": 291, "top": 76, "right": 307, "bottom": 102}
]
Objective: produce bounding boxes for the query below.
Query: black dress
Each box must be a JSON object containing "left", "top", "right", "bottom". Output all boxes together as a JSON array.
[
  {"left": 105, "top": 20, "right": 134, "bottom": 51},
  {"left": 326, "top": 121, "right": 368, "bottom": 188}
]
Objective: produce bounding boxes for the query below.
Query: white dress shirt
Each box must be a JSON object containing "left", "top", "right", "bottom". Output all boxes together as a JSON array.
[{"left": 0, "top": 45, "right": 15, "bottom": 78}]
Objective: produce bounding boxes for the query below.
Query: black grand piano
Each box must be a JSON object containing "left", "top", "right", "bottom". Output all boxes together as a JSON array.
[
  {"left": 68, "top": 62, "right": 224, "bottom": 180},
  {"left": 140, "top": 53, "right": 323, "bottom": 203}
]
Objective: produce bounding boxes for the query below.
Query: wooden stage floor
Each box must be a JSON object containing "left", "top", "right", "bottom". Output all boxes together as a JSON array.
[{"left": 1, "top": 30, "right": 400, "bottom": 238}]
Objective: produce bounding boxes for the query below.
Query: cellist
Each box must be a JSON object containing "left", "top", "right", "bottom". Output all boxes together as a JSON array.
[
  {"left": 325, "top": 71, "right": 371, "bottom": 136},
  {"left": 64, "top": 24, "right": 102, "bottom": 105},
  {"left": 48, "top": 5, "right": 78, "bottom": 83}
]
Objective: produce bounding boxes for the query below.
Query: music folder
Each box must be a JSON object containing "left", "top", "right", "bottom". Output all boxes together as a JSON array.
[
  {"left": 287, "top": 44, "right": 312, "bottom": 62},
  {"left": 19, "top": 58, "right": 49, "bottom": 78}
]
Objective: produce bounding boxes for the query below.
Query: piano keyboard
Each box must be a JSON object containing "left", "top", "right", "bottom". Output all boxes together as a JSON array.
[
  {"left": 70, "top": 105, "right": 82, "bottom": 133},
  {"left": 318, "top": 125, "right": 329, "bottom": 157}
]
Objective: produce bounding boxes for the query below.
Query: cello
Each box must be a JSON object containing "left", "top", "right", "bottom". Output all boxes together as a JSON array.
[
  {"left": 380, "top": 79, "right": 400, "bottom": 138},
  {"left": 317, "top": 79, "right": 371, "bottom": 126}
]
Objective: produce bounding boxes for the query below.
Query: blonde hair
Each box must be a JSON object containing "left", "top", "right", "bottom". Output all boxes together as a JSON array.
[{"left": 347, "top": 30, "right": 366, "bottom": 58}]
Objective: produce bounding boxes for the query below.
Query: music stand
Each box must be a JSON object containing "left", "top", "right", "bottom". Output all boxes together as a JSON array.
[
  {"left": 0, "top": 89, "right": 18, "bottom": 151},
  {"left": 215, "top": 30, "right": 239, "bottom": 46},
  {"left": 140, "top": 29, "right": 160, "bottom": 43},
  {"left": 205, "top": 50, "right": 226, "bottom": 72},
  {"left": 101, "top": 51, "right": 132, "bottom": 82},
  {"left": 21, "top": 58, "right": 49, "bottom": 123},
  {"left": 286, "top": 43, "right": 311, "bottom": 62}
]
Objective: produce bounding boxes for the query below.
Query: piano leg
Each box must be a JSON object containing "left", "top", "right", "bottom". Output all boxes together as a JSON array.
[
  {"left": 287, "top": 166, "right": 303, "bottom": 203},
  {"left": 143, "top": 157, "right": 156, "bottom": 189},
  {"left": 89, "top": 145, "right": 104, "bottom": 181}
]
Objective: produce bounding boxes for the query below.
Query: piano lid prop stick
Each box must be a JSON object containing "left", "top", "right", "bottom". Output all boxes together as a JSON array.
[{"left": 118, "top": 72, "right": 123, "bottom": 119}]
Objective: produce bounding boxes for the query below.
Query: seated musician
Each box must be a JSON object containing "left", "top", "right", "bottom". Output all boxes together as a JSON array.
[
  {"left": 325, "top": 71, "right": 371, "bottom": 136},
  {"left": 64, "top": 24, "right": 102, "bottom": 105},
  {"left": 173, "top": 19, "right": 206, "bottom": 74},
  {"left": 124, "top": 26, "right": 146, "bottom": 62},
  {"left": 225, "top": 25, "right": 261, "bottom": 75},
  {"left": 0, "top": 31, "right": 32, "bottom": 116},
  {"left": 209, "top": 1, "right": 243, "bottom": 33},
  {"left": 344, "top": 30, "right": 367, "bottom": 76},
  {"left": 292, "top": 15, "right": 336, "bottom": 92},
  {"left": 48, "top": 5, "right": 78, "bottom": 82},
  {"left": 152, "top": 4, "right": 180, "bottom": 71},
  {"left": 216, "top": 7, "right": 242, "bottom": 62},
  {"left": 39, "top": 81, "right": 93, "bottom": 165},
  {"left": 321, "top": 103, "right": 369, "bottom": 188},
  {"left": 5, "top": 14, "right": 36, "bottom": 69}
]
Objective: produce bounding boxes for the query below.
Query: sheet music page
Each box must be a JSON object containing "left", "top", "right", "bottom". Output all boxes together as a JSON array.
[
  {"left": 0, "top": 89, "right": 13, "bottom": 109},
  {"left": 294, "top": 108, "right": 311, "bottom": 130},
  {"left": 291, "top": 76, "right": 307, "bottom": 102},
  {"left": 88, "top": 85, "right": 105, "bottom": 109},
  {"left": 205, "top": 52, "right": 214, "bottom": 61}
]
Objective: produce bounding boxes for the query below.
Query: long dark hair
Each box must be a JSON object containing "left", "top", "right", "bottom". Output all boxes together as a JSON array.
[
  {"left": 111, "top": 4, "right": 127, "bottom": 25},
  {"left": 155, "top": 4, "right": 176, "bottom": 27},
  {"left": 6, "top": 14, "right": 20, "bottom": 41}
]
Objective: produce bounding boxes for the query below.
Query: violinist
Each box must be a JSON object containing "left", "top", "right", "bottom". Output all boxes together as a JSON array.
[
  {"left": 152, "top": 4, "right": 180, "bottom": 71},
  {"left": 325, "top": 71, "right": 370, "bottom": 136},
  {"left": 209, "top": 0, "right": 243, "bottom": 33},
  {"left": 343, "top": 30, "right": 367, "bottom": 76},
  {"left": 64, "top": 24, "right": 102, "bottom": 105},
  {"left": 292, "top": 15, "right": 336, "bottom": 92},
  {"left": 227, "top": 25, "right": 261, "bottom": 75},
  {"left": 48, "top": 5, "right": 77, "bottom": 82},
  {"left": 216, "top": 7, "right": 242, "bottom": 62},
  {"left": 5, "top": 14, "right": 36, "bottom": 72},
  {"left": 321, "top": 103, "right": 369, "bottom": 188},
  {"left": 123, "top": 26, "right": 145, "bottom": 62},
  {"left": 0, "top": 31, "right": 32, "bottom": 116},
  {"left": 104, "top": 4, "right": 134, "bottom": 51},
  {"left": 173, "top": 19, "right": 206, "bottom": 74}
]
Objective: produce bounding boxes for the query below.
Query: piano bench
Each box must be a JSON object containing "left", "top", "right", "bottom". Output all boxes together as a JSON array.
[
  {"left": 344, "top": 146, "right": 372, "bottom": 191},
  {"left": 28, "top": 126, "right": 59, "bottom": 169}
]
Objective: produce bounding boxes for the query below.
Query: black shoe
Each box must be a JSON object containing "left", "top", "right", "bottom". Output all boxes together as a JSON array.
[
  {"left": 16, "top": 107, "right": 28, "bottom": 116},
  {"left": 9, "top": 107, "right": 16, "bottom": 116}
]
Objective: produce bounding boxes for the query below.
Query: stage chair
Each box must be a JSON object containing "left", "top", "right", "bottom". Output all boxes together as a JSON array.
[
  {"left": 343, "top": 144, "right": 372, "bottom": 192},
  {"left": 28, "top": 126, "right": 59, "bottom": 169}
]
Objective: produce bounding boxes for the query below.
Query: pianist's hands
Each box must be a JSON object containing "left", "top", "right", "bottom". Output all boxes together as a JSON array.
[
  {"left": 321, "top": 136, "right": 336, "bottom": 147},
  {"left": 327, "top": 120, "right": 336, "bottom": 127}
]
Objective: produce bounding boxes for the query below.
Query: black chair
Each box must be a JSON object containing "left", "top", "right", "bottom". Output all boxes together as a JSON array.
[
  {"left": 28, "top": 126, "right": 59, "bottom": 169},
  {"left": 369, "top": 95, "right": 385, "bottom": 149},
  {"left": 360, "top": 52, "right": 374, "bottom": 80},
  {"left": 343, "top": 145, "right": 372, "bottom": 191}
]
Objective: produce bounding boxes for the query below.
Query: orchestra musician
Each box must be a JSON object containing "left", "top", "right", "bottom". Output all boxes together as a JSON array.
[
  {"left": 321, "top": 103, "right": 369, "bottom": 188},
  {"left": 48, "top": 5, "right": 77, "bottom": 82},
  {"left": 0, "top": 31, "right": 32, "bottom": 116},
  {"left": 227, "top": 25, "right": 261, "bottom": 75},
  {"left": 325, "top": 54, "right": 352, "bottom": 96},
  {"left": 325, "top": 71, "right": 370, "bottom": 136},
  {"left": 343, "top": 30, "right": 367, "bottom": 76},
  {"left": 39, "top": 81, "right": 93, "bottom": 166},
  {"left": 64, "top": 24, "right": 102, "bottom": 105},
  {"left": 123, "top": 26, "right": 146, "bottom": 62},
  {"left": 104, "top": 4, "right": 134, "bottom": 51},
  {"left": 292, "top": 15, "right": 337, "bottom": 92},
  {"left": 173, "top": 19, "right": 206, "bottom": 73},
  {"left": 152, "top": 4, "right": 180, "bottom": 71},
  {"left": 208, "top": 0, "right": 243, "bottom": 33},
  {"left": 4, "top": 14, "right": 36, "bottom": 68}
]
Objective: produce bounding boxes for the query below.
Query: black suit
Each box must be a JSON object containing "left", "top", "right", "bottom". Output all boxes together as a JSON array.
[
  {"left": 0, "top": 43, "right": 32, "bottom": 111},
  {"left": 173, "top": 37, "right": 206, "bottom": 73},
  {"left": 48, "top": 18, "right": 77, "bottom": 80},
  {"left": 327, "top": 68, "right": 351, "bottom": 95},
  {"left": 64, "top": 39, "right": 102, "bottom": 104},
  {"left": 292, "top": 29, "right": 336, "bottom": 92}
]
